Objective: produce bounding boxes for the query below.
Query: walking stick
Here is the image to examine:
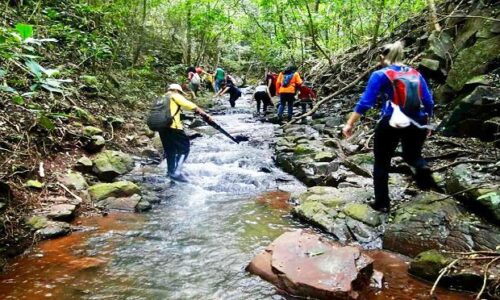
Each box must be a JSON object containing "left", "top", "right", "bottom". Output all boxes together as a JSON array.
[{"left": 201, "top": 116, "right": 248, "bottom": 144}]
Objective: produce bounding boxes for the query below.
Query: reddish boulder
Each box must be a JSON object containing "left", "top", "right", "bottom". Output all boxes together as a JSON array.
[{"left": 247, "top": 230, "right": 377, "bottom": 299}]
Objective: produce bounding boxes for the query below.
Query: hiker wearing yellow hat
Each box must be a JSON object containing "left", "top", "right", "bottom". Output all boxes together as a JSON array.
[{"left": 148, "top": 83, "right": 212, "bottom": 182}]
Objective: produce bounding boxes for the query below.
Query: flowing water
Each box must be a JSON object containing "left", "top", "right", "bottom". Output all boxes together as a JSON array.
[{"left": 0, "top": 92, "right": 471, "bottom": 299}]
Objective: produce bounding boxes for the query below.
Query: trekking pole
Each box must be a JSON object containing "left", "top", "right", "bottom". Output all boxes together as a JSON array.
[{"left": 201, "top": 116, "right": 248, "bottom": 144}]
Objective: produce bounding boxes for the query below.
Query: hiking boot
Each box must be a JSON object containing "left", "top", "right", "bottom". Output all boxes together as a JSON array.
[
  {"left": 169, "top": 173, "right": 189, "bottom": 183},
  {"left": 415, "top": 167, "right": 440, "bottom": 191},
  {"left": 368, "top": 200, "right": 391, "bottom": 213}
]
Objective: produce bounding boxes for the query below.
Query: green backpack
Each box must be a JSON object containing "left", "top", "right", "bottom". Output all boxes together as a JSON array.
[{"left": 146, "top": 94, "right": 180, "bottom": 131}]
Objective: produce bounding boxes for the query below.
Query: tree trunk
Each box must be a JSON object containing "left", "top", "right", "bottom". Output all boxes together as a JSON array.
[
  {"left": 132, "top": 0, "right": 147, "bottom": 66},
  {"left": 305, "top": 2, "right": 332, "bottom": 65},
  {"left": 426, "top": 0, "right": 441, "bottom": 32},
  {"left": 370, "top": 0, "right": 385, "bottom": 49},
  {"left": 186, "top": 0, "right": 192, "bottom": 66}
]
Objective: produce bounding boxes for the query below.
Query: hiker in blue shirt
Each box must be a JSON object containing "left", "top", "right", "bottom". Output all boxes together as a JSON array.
[{"left": 342, "top": 41, "right": 437, "bottom": 212}]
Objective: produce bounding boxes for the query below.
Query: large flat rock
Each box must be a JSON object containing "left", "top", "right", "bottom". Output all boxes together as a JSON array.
[{"left": 247, "top": 230, "right": 376, "bottom": 299}]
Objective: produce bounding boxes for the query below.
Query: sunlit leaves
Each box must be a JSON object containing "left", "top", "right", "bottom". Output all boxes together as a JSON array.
[{"left": 15, "top": 23, "right": 33, "bottom": 40}]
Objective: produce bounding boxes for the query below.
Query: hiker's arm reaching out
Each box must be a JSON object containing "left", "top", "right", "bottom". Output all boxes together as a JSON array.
[
  {"left": 194, "top": 107, "right": 213, "bottom": 123},
  {"left": 343, "top": 71, "right": 384, "bottom": 138},
  {"left": 215, "top": 87, "right": 230, "bottom": 97},
  {"left": 342, "top": 112, "right": 361, "bottom": 138}
]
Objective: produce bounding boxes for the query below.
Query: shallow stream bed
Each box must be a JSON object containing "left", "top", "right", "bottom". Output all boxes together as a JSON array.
[{"left": 0, "top": 94, "right": 471, "bottom": 299}]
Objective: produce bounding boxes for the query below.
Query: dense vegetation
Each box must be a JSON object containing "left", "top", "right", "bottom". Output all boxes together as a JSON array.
[{"left": 1, "top": 0, "right": 498, "bottom": 286}]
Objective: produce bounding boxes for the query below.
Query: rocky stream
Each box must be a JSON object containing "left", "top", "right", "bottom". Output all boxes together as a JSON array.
[{"left": 0, "top": 91, "right": 489, "bottom": 299}]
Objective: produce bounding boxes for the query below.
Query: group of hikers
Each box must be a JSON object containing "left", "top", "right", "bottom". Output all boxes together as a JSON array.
[
  {"left": 184, "top": 64, "right": 317, "bottom": 119},
  {"left": 149, "top": 40, "right": 438, "bottom": 213}
]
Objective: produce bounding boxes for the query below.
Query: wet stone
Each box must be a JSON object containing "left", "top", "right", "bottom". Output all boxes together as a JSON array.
[
  {"left": 135, "top": 200, "right": 152, "bottom": 212},
  {"left": 36, "top": 221, "right": 71, "bottom": 239},
  {"left": 75, "top": 156, "right": 93, "bottom": 173},
  {"left": 247, "top": 230, "right": 377, "bottom": 299},
  {"left": 85, "top": 135, "right": 106, "bottom": 152},
  {"left": 384, "top": 192, "right": 500, "bottom": 257},
  {"left": 409, "top": 249, "right": 498, "bottom": 292},
  {"left": 96, "top": 194, "right": 142, "bottom": 212},
  {"left": 92, "top": 150, "right": 134, "bottom": 181},
  {"left": 58, "top": 172, "right": 88, "bottom": 191},
  {"left": 46, "top": 204, "right": 77, "bottom": 221}
]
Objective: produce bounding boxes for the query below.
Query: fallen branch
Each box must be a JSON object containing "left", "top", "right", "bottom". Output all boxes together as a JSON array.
[
  {"left": 476, "top": 256, "right": 500, "bottom": 300},
  {"left": 283, "top": 64, "right": 379, "bottom": 127},
  {"left": 430, "top": 258, "right": 460, "bottom": 296},
  {"left": 430, "top": 184, "right": 486, "bottom": 203},
  {"left": 58, "top": 183, "right": 83, "bottom": 203},
  {"left": 431, "top": 160, "right": 496, "bottom": 173}
]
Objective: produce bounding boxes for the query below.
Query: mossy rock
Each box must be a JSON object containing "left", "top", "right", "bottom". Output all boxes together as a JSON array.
[
  {"left": 446, "top": 35, "right": 500, "bottom": 91},
  {"left": 88, "top": 181, "right": 141, "bottom": 201},
  {"left": 294, "top": 144, "right": 315, "bottom": 155},
  {"left": 314, "top": 152, "right": 335, "bottom": 162},
  {"left": 26, "top": 215, "right": 48, "bottom": 230},
  {"left": 427, "top": 31, "right": 454, "bottom": 60},
  {"left": 75, "top": 156, "right": 93, "bottom": 173},
  {"left": 343, "top": 203, "right": 381, "bottom": 227},
  {"left": 25, "top": 180, "right": 44, "bottom": 189},
  {"left": 293, "top": 201, "right": 335, "bottom": 231},
  {"left": 80, "top": 75, "right": 99, "bottom": 86},
  {"left": 419, "top": 58, "right": 440, "bottom": 71},
  {"left": 92, "top": 150, "right": 134, "bottom": 181},
  {"left": 409, "top": 250, "right": 452, "bottom": 281},
  {"left": 83, "top": 126, "right": 103, "bottom": 137},
  {"left": 73, "top": 107, "right": 97, "bottom": 124},
  {"left": 58, "top": 172, "right": 88, "bottom": 191}
]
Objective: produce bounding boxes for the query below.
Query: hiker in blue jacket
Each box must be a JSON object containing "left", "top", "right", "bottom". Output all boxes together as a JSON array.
[{"left": 342, "top": 41, "right": 437, "bottom": 212}]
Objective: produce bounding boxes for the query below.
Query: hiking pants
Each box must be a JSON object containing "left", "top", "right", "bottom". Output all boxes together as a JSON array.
[
  {"left": 300, "top": 101, "right": 313, "bottom": 114},
  {"left": 229, "top": 93, "right": 240, "bottom": 108},
  {"left": 255, "top": 91, "right": 272, "bottom": 114},
  {"left": 158, "top": 128, "right": 190, "bottom": 175},
  {"left": 278, "top": 93, "right": 295, "bottom": 120},
  {"left": 373, "top": 117, "right": 430, "bottom": 206},
  {"left": 215, "top": 79, "right": 224, "bottom": 93}
]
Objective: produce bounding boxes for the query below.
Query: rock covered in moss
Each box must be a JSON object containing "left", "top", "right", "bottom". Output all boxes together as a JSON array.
[
  {"left": 88, "top": 181, "right": 140, "bottom": 201},
  {"left": 441, "top": 86, "right": 500, "bottom": 139},
  {"left": 384, "top": 192, "right": 500, "bottom": 257},
  {"left": 342, "top": 203, "right": 382, "bottom": 227},
  {"left": 409, "top": 249, "right": 495, "bottom": 292},
  {"left": 75, "top": 156, "right": 93, "bottom": 173},
  {"left": 58, "top": 172, "right": 88, "bottom": 191},
  {"left": 92, "top": 150, "right": 134, "bottom": 181},
  {"left": 445, "top": 164, "right": 500, "bottom": 223},
  {"left": 26, "top": 216, "right": 71, "bottom": 239},
  {"left": 26, "top": 215, "right": 49, "bottom": 230},
  {"left": 37, "top": 221, "right": 71, "bottom": 239},
  {"left": 446, "top": 35, "right": 500, "bottom": 91},
  {"left": 82, "top": 126, "right": 103, "bottom": 137},
  {"left": 25, "top": 180, "right": 44, "bottom": 189},
  {"left": 95, "top": 194, "right": 141, "bottom": 212},
  {"left": 85, "top": 135, "right": 106, "bottom": 152},
  {"left": 314, "top": 151, "right": 335, "bottom": 162},
  {"left": 409, "top": 250, "right": 451, "bottom": 280},
  {"left": 293, "top": 186, "right": 382, "bottom": 246},
  {"left": 46, "top": 204, "right": 77, "bottom": 221},
  {"left": 294, "top": 144, "right": 315, "bottom": 155}
]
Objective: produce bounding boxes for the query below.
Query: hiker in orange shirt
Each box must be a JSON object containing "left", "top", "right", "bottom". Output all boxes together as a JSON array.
[{"left": 276, "top": 65, "right": 303, "bottom": 121}]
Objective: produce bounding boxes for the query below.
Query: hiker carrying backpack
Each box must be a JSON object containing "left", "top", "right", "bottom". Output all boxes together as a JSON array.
[
  {"left": 342, "top": 41, "right": 437, "bottom": 213},
  {"left": 148, "top": 84, "right": 213, "bottom": 182},
  {"left": 276, "top": 65, "right": 303, "bottom": 121}
]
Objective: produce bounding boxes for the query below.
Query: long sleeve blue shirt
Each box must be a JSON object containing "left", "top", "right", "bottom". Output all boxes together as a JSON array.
[{"left": 354, "top": 65, "right": 434, "bottom": 120}]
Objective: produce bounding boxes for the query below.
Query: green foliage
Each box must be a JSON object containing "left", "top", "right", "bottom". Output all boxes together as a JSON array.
[{"left": 15, "top": 24, "right": 33, "bottom": 40}]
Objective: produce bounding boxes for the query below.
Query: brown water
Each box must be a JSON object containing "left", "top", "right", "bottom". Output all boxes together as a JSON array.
[{"left": 0, "top": 96, "right": 473, "bottom": 299}]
